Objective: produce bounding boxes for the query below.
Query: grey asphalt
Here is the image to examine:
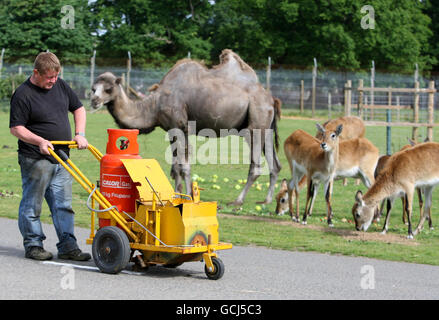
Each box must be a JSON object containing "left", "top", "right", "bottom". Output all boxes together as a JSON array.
[{"left": 1, "top": 216, "right": 439, "bottom": 300}]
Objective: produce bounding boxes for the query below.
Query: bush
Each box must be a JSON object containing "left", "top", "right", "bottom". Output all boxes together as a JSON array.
[{"left": 0, "top": 74, "right": 27, "bottom": 100}]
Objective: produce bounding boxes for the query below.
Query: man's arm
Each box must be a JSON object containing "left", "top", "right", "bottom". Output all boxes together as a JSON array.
[
  {"left": 10, "top": 126, "right": 54, "bottom": 155},
  {"left": 72, "top": 106, "right": 88, "bottom": 149}
]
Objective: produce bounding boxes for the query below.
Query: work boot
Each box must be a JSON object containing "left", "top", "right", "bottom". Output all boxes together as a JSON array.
[
  {"left": 25, "top": 246, "right": 53, "bottom": 261},
  {"left": 58, "top": 249, "right": 91, "bottom": 261}
]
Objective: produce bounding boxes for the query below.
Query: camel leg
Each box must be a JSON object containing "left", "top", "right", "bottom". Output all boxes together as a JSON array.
[
  {"left": 169, "top": 133, "right": 184, "bottom": 193},
  {"left": 168, "top": 129, "right": 191, "bottom": 195},
  {"left": 258, "top": 131, "right": 282, "bottom": 205},
  {"left": 170, "top": 164, "right": 183, "bottom": 194},
  {"left": 181, "top": 133, "right": 192, "bottom": 195},
  {"left": 230, "top": 129, "right": 264, "bottom": 206}
]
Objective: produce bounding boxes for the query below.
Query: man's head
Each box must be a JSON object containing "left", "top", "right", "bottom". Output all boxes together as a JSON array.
[{"left": 31, "top": 52, "right": 61, "bottom": 90}]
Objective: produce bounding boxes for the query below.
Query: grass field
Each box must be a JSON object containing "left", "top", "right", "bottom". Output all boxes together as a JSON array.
[{"left": 1, "top": 109, "right": 439, "bottom": 265}]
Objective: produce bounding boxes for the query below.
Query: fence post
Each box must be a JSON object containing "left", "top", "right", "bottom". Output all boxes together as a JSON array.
[
  {"left": 127, "top": 51, "right": 131, "bottom": 92},
  {"left": 386, "top": 87, "right": 392, "bottom": 155},
  {"left": 345, "top": 80, "right": 352, "bottom": 116},
  {"left": 414, "top": 63, "right": 419, "bottom": 85},
  {"left": 427, "top": 81, "right": 435, "bottom": 141},
  {"left": 358, "top": 79, "right": 364, "bottom": 118},
  {"left": 300, "top": 79, "right": 304, "bottom": 113},
  {"left": 266, "top": 56, "right": 271, "bottom": 93},
  {"left": 90, "top": 50, "right": 96, "bottom": 90},
  {"left": 386, "top": 107, "right": 392, "bottom": 155},
  {"left": 312, "top": 58, "right": 317, "bottom": 118},
  {"left": 370, "top": 60, "right": 375, "bottom": 120},
  {"left": 412, "top": 81, "right": 420, "bottom": 142},
  {"left": 328, "top": 92, "right": 332, "bottom": 119},
  {"left": 0, "top": 48, "right": 5, "bottom": 79}
]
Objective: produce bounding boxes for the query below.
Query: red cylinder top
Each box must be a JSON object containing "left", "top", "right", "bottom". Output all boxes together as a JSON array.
[{"left": 106, "top": 128, "right": 139, "bottom": 155}]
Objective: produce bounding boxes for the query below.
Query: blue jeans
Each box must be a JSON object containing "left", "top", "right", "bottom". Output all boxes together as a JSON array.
[{"left": 18, "top": 154, "right": 79, "bottom": 254}]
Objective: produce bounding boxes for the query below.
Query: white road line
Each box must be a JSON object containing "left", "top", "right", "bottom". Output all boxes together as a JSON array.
[{"left": 42, "top": 261, "right": 144, "bottom": 275}]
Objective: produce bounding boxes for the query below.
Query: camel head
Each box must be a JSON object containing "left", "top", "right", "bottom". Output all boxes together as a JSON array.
[{"left": 90, "top": 72, "right": 123, "bottom": 110}]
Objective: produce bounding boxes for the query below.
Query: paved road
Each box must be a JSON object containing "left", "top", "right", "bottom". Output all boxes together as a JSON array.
[{"left": 1, "top": 217, "right": 439, "bottom": 300}]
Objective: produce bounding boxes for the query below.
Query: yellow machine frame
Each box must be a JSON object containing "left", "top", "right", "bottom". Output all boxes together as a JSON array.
[{"left": 49, "top": 141, "right": 232, "bottom": 278}]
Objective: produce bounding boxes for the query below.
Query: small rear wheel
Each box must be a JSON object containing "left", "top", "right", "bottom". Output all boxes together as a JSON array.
[
  {"left": 204, "top": 257, "right": 225, "bottom": 280},
  {"left": 92, "top": 226, "right": 131, "bottom": 274}
]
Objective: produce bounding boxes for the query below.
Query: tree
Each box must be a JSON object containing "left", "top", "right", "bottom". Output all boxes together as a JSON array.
[
  {"left": 89, "top": 0, "right": 213, "bottom": 65},
  {"left": 0, "top": 0, "right": 94, "bottom": 64},
  {"left": 423, "top": 0, "right": 439, "bottom": 71},
  {"left": 203, "top": 0, "right": 435, "bottom": 72}
]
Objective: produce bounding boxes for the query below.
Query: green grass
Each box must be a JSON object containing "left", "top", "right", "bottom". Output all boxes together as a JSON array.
[{"left": 1, "top": 110, "right": 439, "bottom": 265}]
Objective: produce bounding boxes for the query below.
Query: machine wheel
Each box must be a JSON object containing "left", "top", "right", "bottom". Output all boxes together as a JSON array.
[
  {"left": 92, "top": 226, "right": 131, "bottom": 274},
  {"left": 204, "top": 257, "right": 225, "bottom": 280}
]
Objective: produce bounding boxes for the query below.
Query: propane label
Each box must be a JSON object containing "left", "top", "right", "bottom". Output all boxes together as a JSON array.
[{"left": 101, "top": 174, "right": 132, "bottom": 189}]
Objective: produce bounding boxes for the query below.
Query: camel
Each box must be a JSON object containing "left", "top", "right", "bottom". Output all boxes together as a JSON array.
[{"left": 90, "top": 49, "right": 282, "bottom": 206}]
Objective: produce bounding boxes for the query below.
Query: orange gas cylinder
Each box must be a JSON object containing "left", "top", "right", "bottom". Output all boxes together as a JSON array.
[{"left": 99, "top": 129, "right": 141, "bottom": 228}]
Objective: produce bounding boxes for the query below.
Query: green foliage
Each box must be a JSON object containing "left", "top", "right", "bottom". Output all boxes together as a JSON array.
[
  {"left": 0, "top": 0, "right": 94, "bottom": 64},
  {"left": 89, "top": 0, "right": 213, "bottom": 65},
  {"left": 0, "top": 0, "right": 437, "bottom": 71},
  {"left": 205, "top": 0, "right": 435, "bottom": 72},
  {"left": 0, "top": 74, "right": 26, "bottom": 100}
]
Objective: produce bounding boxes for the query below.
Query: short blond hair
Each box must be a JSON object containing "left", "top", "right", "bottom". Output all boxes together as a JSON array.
[{"left": 33, "top": 52, "right": 61, "bottom": 75}]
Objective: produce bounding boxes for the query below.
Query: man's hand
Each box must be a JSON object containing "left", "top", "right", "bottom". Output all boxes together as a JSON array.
[
  {"left": 74, "top": 134, "right": 88, "bottom": 150},
  {"left": 38, "top": 139, "right": 54, "bottom": 155},
  {"left": 10, "top": 126, "right": 55, "bottom": 155}
]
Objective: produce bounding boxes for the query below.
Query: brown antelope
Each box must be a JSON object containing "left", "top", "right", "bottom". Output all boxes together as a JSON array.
[
  {"left": 283, "top": 123, "right": 342, "bottom": 226},
  {"left": 374, "top": 138, "right": 432, "bottom": 228},
  {"left": 316, "top": 116, "right": 365, "bottom": 186},
  {"left": 316, "top": 116, "right": 365, "bottom": 141},
  {"left": 276, "top": 137, "right": 379, "bottom": 217},
  {"left": 352, "top": 142, "right": 439, "bottom": 238}
]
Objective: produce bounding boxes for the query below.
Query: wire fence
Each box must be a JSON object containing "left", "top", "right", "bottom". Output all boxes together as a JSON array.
[{"left": 1, "top": 62, "right": 438, "bottom": 126}]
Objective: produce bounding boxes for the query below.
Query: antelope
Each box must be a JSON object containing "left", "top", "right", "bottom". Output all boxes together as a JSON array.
[
  {"left": 283, "top": 123, "right": 342, "bottom": 226},
  {"left": 352, "top": 142, "right": 439, "bottom": 238},
  {"left": 316, "top": 116, "right": 365, "bottom": 186},
  {"left": 374, "top": 138, "right": 432, "bottom": 228},
  {"left": 276, "top": 137, "right": 379, "bottom": 217},
  {"left": 316, "top": 116, "right": 365, "bottom": 141}
]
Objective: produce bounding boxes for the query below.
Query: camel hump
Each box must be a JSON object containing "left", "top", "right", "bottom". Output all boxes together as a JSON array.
[{"left": 218, "top": 49, "right": 254, "bottom": 73}]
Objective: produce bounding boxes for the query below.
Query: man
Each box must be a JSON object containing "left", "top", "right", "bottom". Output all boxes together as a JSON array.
[{"left": 9, "top": 52, "right": 91, "bottom": 261}]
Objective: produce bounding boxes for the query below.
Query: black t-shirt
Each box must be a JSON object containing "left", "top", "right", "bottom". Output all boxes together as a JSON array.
[{"left": 9, "top": 77, "right": 83, "bottom": 163}]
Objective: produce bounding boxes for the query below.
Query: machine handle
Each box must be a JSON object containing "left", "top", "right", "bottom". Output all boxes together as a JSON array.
[{"left": 56, "top": 149, "right": 69, "bottom": 162}]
